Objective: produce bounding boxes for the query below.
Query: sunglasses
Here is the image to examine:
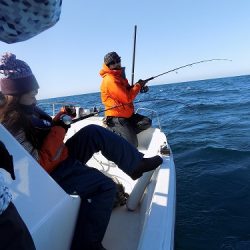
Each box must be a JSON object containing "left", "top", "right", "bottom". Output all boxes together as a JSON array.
[{"left": 109, "top": 60, "right": 121, "bottom": 66}]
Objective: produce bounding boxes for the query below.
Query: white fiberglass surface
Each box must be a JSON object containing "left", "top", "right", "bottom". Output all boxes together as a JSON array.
[{"left": 0, "top": 124, "right": 80, "bottom": 250}]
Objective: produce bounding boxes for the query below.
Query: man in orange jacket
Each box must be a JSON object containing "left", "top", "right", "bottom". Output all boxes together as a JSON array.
[{"left": 100, "top": 51, "right": 152, "bottom": 147}]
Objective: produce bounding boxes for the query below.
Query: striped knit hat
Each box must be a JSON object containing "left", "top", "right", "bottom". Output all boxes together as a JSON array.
[{"left": 0, "top": 52, "right": 39, "bottom": 95}]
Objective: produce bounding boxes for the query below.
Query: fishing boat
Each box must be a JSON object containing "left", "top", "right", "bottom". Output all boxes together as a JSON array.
[
  {"left": 0, "top": 105, "right": 176, "bottom": 250},
  {"left": 0, "top": 2, "right": 175, "bottom": 248}
]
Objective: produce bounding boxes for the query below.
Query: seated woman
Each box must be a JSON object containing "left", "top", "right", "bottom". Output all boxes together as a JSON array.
[
  {"left": 100, "top": 51, "right": 152, "bottom": 147},
  {"left": 0, "top": 53, "right": 162, "bottom": 250}
]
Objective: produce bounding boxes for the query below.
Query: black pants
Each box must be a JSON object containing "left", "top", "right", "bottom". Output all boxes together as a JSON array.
[
  {"left": 0, "top": 202, "right": 35, "bottom": 250},
  {"left": 106, "top": 113, "right": 152, "bottom": 147}
]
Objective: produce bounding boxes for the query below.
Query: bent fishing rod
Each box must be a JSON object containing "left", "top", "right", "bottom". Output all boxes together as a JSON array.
[
  {"left": 141, "top": 58, "right": 232, "bottom": 84},
  {"left": 70, "top": 98, "right": 191, "bottom": 124}
]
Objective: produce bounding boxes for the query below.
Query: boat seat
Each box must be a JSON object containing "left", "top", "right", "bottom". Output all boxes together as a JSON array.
[{"left": 0, "top": 124, "right": 80, "bottom": 250}]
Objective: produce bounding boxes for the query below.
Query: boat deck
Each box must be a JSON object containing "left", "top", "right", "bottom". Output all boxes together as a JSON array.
[{"left": 104, "top": 206, "right": 141, "bottom": 250}]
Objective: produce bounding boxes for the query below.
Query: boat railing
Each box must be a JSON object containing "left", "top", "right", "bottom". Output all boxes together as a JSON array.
[
  {"left": 38, "top": 103, "right": 163, "bottom": 132},
  {"left": 38, "top": 102, "right": 74, "bottom": 116},
  {"left": 136, "top": 107, "right": 162, "bottom": 131},
  {"left": 38, "top": 102, "right": 95, "bottom": 118}
]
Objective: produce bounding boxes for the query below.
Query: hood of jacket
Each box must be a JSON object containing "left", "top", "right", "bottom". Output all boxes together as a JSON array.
[{"left": 99, "top": 64, "right": 122, "bottom": 78}]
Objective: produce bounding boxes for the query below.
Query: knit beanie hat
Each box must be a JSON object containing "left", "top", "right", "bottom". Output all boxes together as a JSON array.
[
  {"left": 104, "top": 52, "right": 121, "bottom": 66},
  {"left": 0, "top": 52, "right": 39, "bottom": 95}
]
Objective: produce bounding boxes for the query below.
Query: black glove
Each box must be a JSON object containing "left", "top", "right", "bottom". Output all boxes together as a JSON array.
[
  {"left": 53, "top": 114, "right": 72, "bottom": 132},
  {"left": 136, "top": 79, "right": 147, "bottom": 87},
  {"left": 140, "top": 86, "right": 149, "bottom": 93},
  {"left": 0, "top": 141, "right": 15, "bottom": 180}
]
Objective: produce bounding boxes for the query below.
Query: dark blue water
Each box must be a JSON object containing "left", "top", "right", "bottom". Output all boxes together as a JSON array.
[{"left": 39, "top": 75, "right": 250, "bottom": 250}]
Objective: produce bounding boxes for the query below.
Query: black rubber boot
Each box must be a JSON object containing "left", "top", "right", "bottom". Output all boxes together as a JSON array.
[{"left": 130, "top": 155, "right": 163, "bottom": 180}]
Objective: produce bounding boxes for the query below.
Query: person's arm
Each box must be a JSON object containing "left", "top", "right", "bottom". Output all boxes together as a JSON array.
[
  {"left": 38, "top": 126, "right": 68, "bottom": 173},
  {"left": 0, "top": 173, "right": 12, "bottom": 215},
  {"left": 0, "top": 141, "right": 15, "bottom": 180},
  {"left": 0, "top": 141, "right": 13, "bottom": 215},
  {"left": 106, "top": 77, "right": 141, "bottom": 104}
]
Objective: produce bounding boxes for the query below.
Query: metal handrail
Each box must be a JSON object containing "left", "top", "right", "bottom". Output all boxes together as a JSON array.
[{"left": 38, "top": 102, "right": 83, "bottom": 116}]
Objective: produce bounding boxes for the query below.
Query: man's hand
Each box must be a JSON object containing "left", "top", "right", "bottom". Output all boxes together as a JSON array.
[
  {"left": 0, "top": 141, "right": 15, "bottom": 180},
  {"left": 136, "top": 79, "right": 147, "bottom": 87}
]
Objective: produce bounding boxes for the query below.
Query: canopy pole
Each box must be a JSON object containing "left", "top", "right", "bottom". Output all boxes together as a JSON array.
[{"left": 131, "top": 25, "right": 137, "bottom": 86}]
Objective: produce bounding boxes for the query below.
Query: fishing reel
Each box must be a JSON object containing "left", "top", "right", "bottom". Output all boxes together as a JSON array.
[
  {"left": 56, "top": 105, "right": 76, "bottom": 126},
  {"left": 52, "top": 114, "right": 72, "bottom": 131},
  {"left": 140, "top": 86, "right": 149, "bottom": 93},
  {"left": 60, "top": 114, "right": 72, "bottom": 125},
  {"left": 53, "top": 108, "right": 74, "bottom": 128}
]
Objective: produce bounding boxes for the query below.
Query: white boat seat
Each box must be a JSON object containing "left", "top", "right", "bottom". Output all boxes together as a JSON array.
[{"left": 0, "top": 124, "right": 80, "bottom": 250}]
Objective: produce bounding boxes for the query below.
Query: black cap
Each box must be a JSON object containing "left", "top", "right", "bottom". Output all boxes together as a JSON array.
[{"left": 104, "top": 52, "right": 121, "bottom": 66}]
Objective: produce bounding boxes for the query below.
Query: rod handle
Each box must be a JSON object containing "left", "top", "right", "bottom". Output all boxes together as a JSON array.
[{"left": 144, "top": 76, "right": 154, "bottom": 83}]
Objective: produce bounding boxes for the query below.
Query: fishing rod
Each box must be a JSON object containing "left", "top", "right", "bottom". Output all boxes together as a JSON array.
[
  {"left": 70, "top": 98, "right": 191, "bottom": 124},
  {"left": 142, "top": 58, "right": 232, "bottom": 84}
]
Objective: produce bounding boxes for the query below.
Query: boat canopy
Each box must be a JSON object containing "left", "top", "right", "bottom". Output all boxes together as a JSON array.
[{"left": 0, "top": 0, "right": 62, "bottom": 44}]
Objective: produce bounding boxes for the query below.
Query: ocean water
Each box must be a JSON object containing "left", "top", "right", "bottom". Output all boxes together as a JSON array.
[{"left": 39, "top": 75, "right": 250, "bottom": 250}]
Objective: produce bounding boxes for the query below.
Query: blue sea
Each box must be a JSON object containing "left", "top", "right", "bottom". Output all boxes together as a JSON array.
[{"left": 39, "top": 75, "right": 250, "bottom": 250}]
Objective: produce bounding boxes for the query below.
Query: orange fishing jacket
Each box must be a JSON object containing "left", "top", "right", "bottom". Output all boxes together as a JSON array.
[{"left": 100, "top": 64, "right": 141, "bottom": 118}]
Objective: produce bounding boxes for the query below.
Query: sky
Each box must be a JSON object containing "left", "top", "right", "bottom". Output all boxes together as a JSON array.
[{"left": 0, "top": 0, "right": 250, "bottom": 99}]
